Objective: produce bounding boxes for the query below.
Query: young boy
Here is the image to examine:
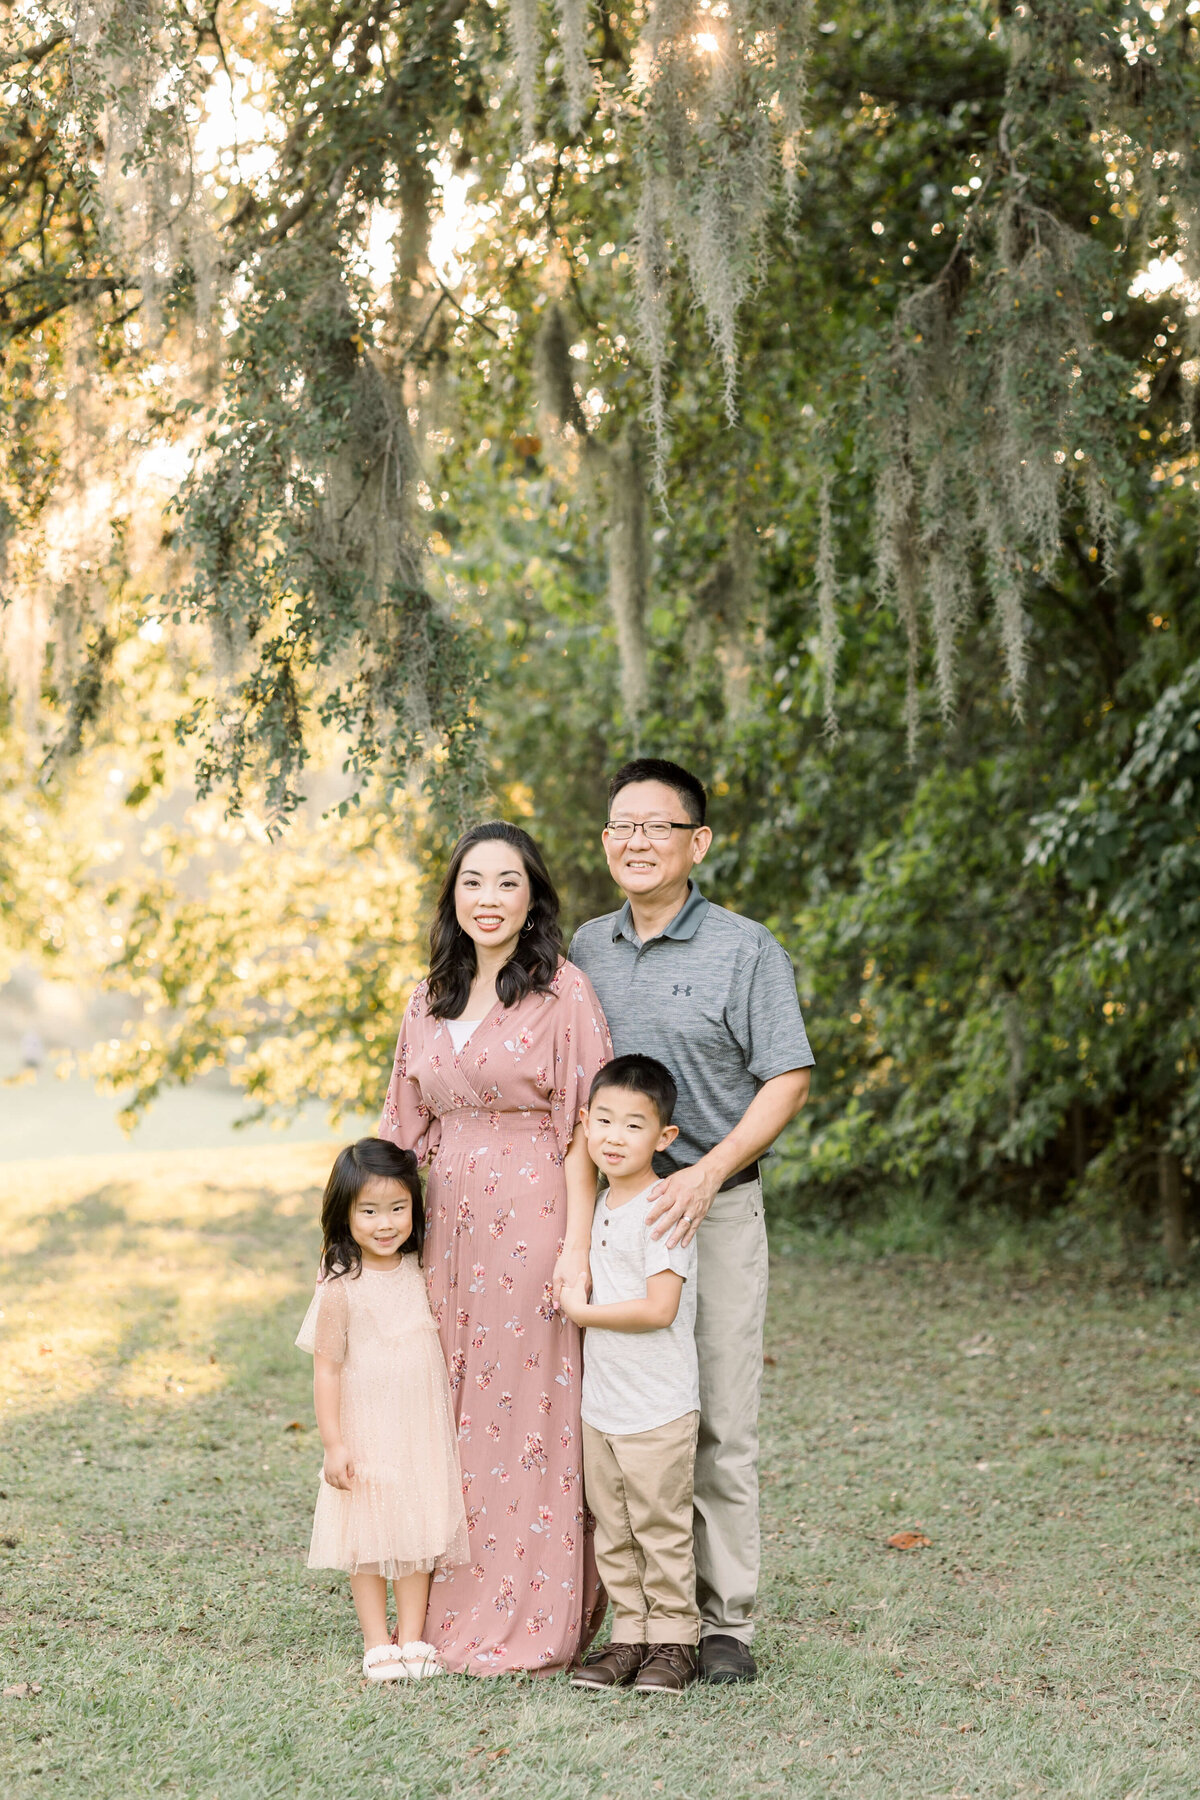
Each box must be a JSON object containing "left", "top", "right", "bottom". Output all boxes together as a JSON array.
[{"left": 559, "top": 1054, "right": 700, "bottom": 1694}]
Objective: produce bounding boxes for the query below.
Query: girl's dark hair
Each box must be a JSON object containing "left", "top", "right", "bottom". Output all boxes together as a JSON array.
[
  {"left": 425, "top": 820, "right": 563, "bottom": 1020},
  {"left": 320, "top": 1138, "right": 424, "bottom": 1279}
]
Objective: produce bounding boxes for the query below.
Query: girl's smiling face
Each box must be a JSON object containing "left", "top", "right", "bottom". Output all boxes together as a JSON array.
[
  {"left": 453, "top": 838, "right": 532, "bottom": 962},
  {"left": 350, "top": 1176, "right": 413, "bottom": 1265}
]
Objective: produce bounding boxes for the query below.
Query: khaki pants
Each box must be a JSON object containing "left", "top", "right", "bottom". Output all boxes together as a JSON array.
[
  {"left": 582, "top": 1410, "right": 700, "bottom": 1646},
  {"left": 694, "top": 1176, "right": 768, "bottom": 1644}
]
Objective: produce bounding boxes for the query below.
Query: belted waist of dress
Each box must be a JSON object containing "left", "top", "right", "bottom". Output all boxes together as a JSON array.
[{"left": 440, "top": 1106, "right": 552, "bottom": 1121}]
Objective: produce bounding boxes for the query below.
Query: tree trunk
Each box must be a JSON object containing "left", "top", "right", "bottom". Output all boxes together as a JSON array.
[
  {"left": 1069, "top": 1098, "right": 1087, "bottom": 1182},
  {"left": 607, "top": 427, "right": 648, "bottom": 730},
  {"left": 1159, "top": 1149, "right": 1187, "bottom": 1275}
]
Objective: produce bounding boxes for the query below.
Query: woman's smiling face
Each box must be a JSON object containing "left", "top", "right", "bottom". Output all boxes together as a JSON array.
[{"left": 453, "top": 838, "right": 532, "bottom": 962}]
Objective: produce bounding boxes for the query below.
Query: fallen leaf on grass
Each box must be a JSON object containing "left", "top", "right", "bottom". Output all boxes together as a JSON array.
[
  {"left": 284, "top": 1421, "right": 304, "bottom": 1431},
  {"left": 486, "top": 1749, "right": 509, "bottom": 1762},
  {"left": 887, "top": 1531, "right": 932, "bottom": 1550},
  {"left": 3, "top": 1684, "right": 42, "bottom": 1698},
  {"left": 763, "top": 1354, "right": 778, "bottom": 1366}
]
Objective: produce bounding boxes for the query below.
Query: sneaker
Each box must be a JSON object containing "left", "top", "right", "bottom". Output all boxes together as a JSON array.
[
  {"left": 570, "top": 1641, "right": 648, "bottom": 1689},
  {"left": 398, "top": 1640, "right": 443, "bottom": 1679},
  {"left": 698, "top": 1634, "right": 757, "bottom": 1684},
  {"left": 632, "top": 1643, "right": 697, "bottom": 1694}
]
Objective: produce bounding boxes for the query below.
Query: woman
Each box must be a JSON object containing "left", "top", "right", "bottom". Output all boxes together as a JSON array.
[{"left": 380, "top": 821, "right": 612, "bottom": 1674}]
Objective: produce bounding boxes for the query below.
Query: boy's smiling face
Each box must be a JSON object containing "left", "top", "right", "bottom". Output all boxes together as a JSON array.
[{"left": 584, "top": 1085, "right": 679, "bottom": 1182}]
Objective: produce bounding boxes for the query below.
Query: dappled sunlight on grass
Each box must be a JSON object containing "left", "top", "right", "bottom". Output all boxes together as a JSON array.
[{"left": 0, "top": 1144, "right": 331, "bottom": 1417}]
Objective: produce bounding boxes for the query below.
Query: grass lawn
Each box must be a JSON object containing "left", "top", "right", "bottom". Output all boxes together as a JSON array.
[{"left": 2, "top": 1143, "right": 1199, "bottom": 1798}]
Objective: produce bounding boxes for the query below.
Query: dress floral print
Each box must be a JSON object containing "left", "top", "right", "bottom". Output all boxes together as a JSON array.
[{"left": 380, "top": 961, "right": 612, "bottom": 1674}]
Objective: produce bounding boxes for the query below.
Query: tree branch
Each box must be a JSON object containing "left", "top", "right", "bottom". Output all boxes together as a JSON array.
[
  {"left": 0, "top": 273, "right": 131, "bottom": 343},
  {"left": 0, "top": 28, "right": 68, "bottom": 73},
  {"left": 432, "top": 274, "right": 500, "bottom": 340}
]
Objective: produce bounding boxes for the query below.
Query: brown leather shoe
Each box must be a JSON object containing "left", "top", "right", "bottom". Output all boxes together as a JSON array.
[
  {"left": 570, "top": 1641, "right": 647, "bottom": 1689},
  {"left": 698, "top": 1633, "right": 757, "bottom": 1684},
  {"left": 632, "top": 1643, "right": 697, "bottom": 1694}
]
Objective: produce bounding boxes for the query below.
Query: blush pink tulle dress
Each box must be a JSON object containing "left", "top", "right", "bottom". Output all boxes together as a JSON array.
[
  {"left": 380, "top": 961, "right": 612, "bottom": 1674},
  {"left": 296, "top": 1254, "right": 469, "bottom": 1578}
]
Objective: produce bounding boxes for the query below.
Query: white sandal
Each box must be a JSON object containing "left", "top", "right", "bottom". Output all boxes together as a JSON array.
[
  {"left": 362, "top": 1642, "right": 408, "bottom": 1683},
  {"left": 399, "top": 1640, "right": 443, "bottom": 1679}
]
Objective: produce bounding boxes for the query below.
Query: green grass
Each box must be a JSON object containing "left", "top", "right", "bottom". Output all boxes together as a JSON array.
[{"left": 2, "top": 1143, "right": 1200, "bottom": 1797}]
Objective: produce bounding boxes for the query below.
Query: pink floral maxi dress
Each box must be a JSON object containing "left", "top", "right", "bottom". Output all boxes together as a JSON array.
[{"left": 380, "top": 962, "right": 612, "bottom": 1674}]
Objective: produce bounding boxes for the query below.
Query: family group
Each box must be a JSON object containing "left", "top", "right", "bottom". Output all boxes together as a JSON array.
[{"left": 295, "top": 758, "right": 815, "bottom": 1693}]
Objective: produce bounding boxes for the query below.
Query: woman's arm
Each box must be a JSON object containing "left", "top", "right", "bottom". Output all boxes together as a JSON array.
[
  {"left": 551, "top": 1122, "right": 599, "bottom": 1307},
  {"left": 559, "top": 1270, "right": 683, "bottom": 1333},
  {"left": 378, "top": 994, "right": 441, "bottom": 1166},
  {"left": 313, "top": 1352, "right": 353, "bottom": 1489}
]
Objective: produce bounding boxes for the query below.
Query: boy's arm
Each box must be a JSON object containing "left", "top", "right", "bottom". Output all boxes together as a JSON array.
[{"left": 560, "top": 1270, "right": 683, "bottom": 1333}]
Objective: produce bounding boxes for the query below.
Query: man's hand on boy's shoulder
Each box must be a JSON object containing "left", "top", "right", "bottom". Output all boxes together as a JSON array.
[{"left": 645, "top": 1164, "right": 720, "bottom": 1249}]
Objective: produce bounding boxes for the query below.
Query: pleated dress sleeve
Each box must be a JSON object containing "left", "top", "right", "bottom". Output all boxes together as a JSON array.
[
  {"left": 379, "top": 981, "right": 443, "bottom": 1165},
  {"left": 549, "top": 961, "right": 613, "bottom": 1159}
]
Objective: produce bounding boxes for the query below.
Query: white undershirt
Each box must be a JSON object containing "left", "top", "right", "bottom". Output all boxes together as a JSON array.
[{"left": 446, "top": 1017, "right": 483, "bottom": 1053}]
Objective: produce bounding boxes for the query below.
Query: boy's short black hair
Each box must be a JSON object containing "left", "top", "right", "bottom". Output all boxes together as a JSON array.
[
  {"left": 588, "top": 1054, "right": 678, "bottom": 1127},
  {"left": 608, "top": 758, "right": 707, "bottom": 828}
]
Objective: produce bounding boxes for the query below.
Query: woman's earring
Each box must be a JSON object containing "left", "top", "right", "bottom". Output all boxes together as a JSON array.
[{"left": 522, "top": 914, "right": 536, "bottom": 933}]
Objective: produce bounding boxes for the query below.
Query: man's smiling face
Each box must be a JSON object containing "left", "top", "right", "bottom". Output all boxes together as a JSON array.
[{"left": 602, "top": 779, "right": 711, "bottom": 903}]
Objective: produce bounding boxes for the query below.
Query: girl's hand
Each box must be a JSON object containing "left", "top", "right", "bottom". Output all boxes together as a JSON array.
[
  {"left": 322, "top": 1445, "right": 354, "bottom": 1490},
  {"left": 558, "top": 1275, "right": 590, "bottom": 1327},
  {"left": 552, "top": 1244, "right": 591, "bottom": 1310}
]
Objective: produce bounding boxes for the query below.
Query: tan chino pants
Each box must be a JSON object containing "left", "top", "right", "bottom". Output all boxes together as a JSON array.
[
  {"left": 582, "top": 1410, "right": 700, "bottom": 1646},
  {"left": 693, "top": 1174, "right": 769, "bottom": 1644}
]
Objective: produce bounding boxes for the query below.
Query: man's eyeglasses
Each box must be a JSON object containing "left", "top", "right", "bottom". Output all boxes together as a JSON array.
[{"left": 605, "top": 819, "right": 696, "bottom": 842}]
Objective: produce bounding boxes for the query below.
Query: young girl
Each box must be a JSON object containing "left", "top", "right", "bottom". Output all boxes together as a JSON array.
[{"left": 296, "top": 1138, "right": 468, "bottom": 1683}]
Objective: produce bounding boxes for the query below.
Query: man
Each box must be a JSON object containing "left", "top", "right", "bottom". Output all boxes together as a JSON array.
[{"left": 568, "top": 758, "right": 814, "bottom": 1685}]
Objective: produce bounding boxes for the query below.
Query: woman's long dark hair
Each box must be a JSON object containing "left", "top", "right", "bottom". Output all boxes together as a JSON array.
[
  {"left": 426, "top": 821, "right": 563, "bottom": 1020},
  {"left": 320, "top": 1138, "right": 424, "bottom": 1280}
]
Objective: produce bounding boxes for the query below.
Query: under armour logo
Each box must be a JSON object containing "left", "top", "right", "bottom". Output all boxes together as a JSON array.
[{"left": 672, "top": 984, "right": 692, "bottom": 997}]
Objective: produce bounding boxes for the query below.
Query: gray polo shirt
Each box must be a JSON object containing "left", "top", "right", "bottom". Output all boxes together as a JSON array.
[{"left": 569, "top": 884, "right": 815, "bottom": 1174}]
